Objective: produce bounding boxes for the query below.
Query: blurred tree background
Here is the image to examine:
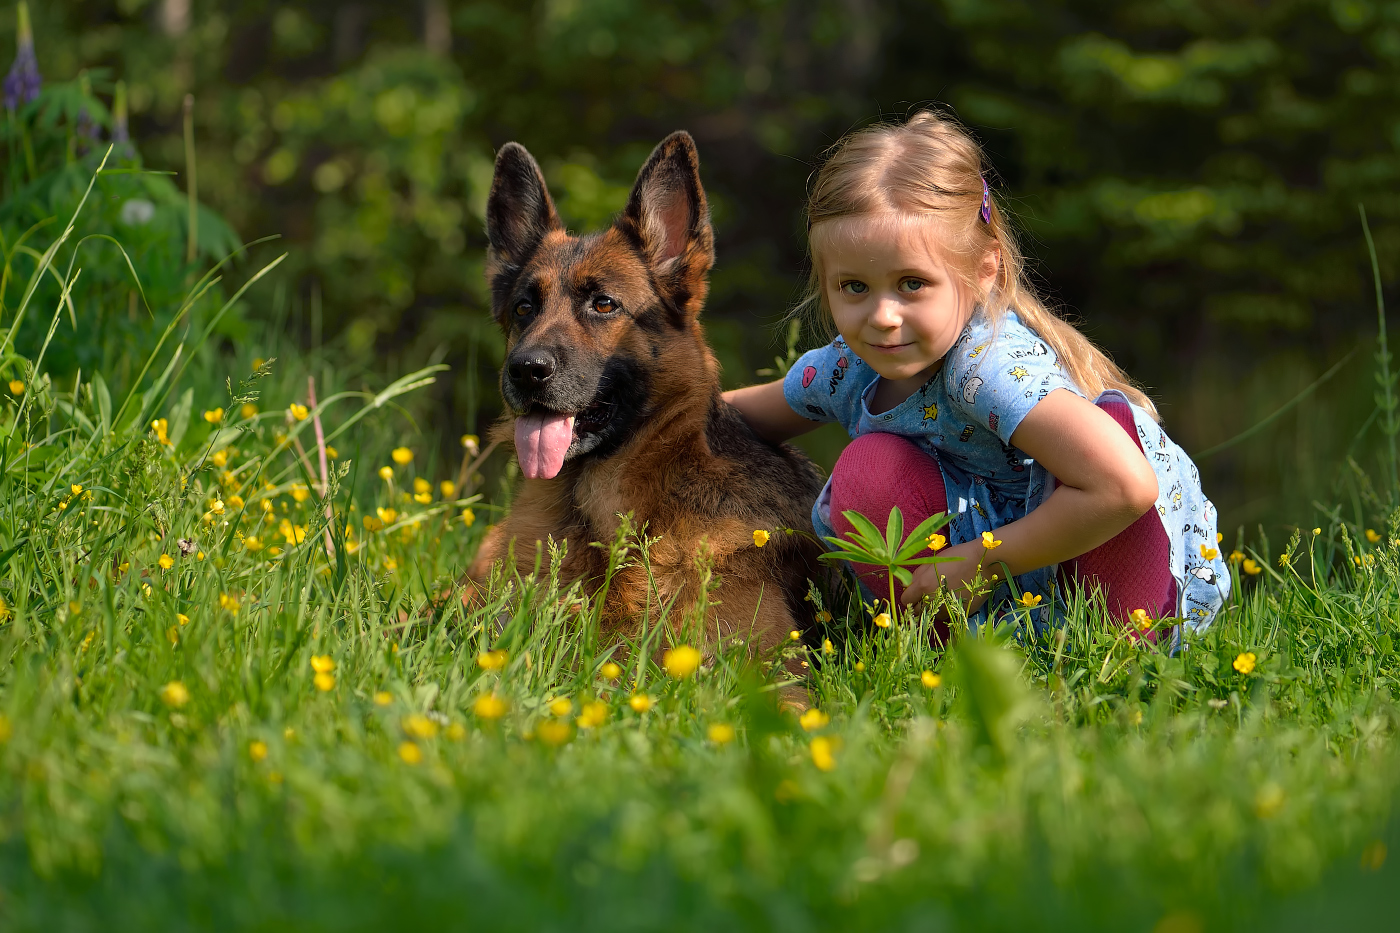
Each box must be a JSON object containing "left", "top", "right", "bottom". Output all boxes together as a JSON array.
[{"left": 3, "top": 0, "right": 1398, "bottom": 533}]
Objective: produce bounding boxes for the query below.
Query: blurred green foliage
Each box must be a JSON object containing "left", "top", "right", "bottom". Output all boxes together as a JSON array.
[{"left": 4, "top": 0, "right": 1400, "bottom": 529}]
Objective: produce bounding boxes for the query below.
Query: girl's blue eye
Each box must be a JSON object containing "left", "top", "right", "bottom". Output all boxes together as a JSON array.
[
  {"left": 842, "top": 281, "right": 868, "bottom": 295},
  {"left": 901, "top": 279, "right": 924, "bottom": 292}
]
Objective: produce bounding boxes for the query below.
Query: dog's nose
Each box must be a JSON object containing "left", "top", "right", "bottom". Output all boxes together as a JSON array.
[{"left": 508, "top": 352, "right": 557, "bottom": 390}]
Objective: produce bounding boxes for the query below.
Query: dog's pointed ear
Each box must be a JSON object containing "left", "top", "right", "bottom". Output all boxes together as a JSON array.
[
  {"left": 618, "top": 131, "right": 714, "bottom": 318},
  {"left": 486, "top": 142, "right": 562, "bottom": 270}
]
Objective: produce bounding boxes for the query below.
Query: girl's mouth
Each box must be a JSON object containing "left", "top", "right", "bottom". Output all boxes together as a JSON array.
[{"left": 866, "top": 341, "right": 912, "bottom": 353}]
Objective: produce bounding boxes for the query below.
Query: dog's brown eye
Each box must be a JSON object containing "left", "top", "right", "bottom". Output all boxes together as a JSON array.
[
  {"left": 514, "top": 300, "right": 532, "bottom": 317},
  {"left": 592, "top": 296, "right": 618, "bottom": 314}
]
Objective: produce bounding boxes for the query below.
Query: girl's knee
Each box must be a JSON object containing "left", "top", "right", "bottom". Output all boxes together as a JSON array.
[{"left": 830, "top": 433, "right": 946, "bottom": 525}]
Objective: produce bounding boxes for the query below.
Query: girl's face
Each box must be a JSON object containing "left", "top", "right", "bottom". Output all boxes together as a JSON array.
[{"left": 816, "top": 216, "right": 996, "bottom": 391}]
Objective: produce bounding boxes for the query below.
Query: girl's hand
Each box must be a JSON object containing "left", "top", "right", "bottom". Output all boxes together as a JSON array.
[
  {"left": 902, "top": 540, "right": 986, "bottom": 612},
  {"left": 722, "top": 379, "right": 816, "bottom": 443}
]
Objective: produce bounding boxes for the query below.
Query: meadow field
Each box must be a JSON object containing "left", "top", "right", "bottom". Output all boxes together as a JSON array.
[
  {"left": 6, "top": 3, "right": 1400, "bottom": 927},
  {"left": 0, "top": 161, "right": 1398, "bottom": 931}
]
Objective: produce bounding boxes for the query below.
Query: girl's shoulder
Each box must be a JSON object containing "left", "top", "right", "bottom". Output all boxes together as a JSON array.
[
  {"left": 943, "top": 306, "right": 1080, "bottom": 444},
  {"left": 944, "top": 307, "right": 1055, "bottom": 386}
]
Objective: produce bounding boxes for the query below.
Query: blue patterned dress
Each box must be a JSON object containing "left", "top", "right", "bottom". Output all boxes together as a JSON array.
[{"left": 783, "top": 307, "right": 1230, "bottom": 632}]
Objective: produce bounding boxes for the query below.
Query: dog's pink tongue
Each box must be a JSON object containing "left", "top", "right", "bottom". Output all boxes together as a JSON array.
[{"left": 515, "top": 412, "right": 575, "bottom": 480}]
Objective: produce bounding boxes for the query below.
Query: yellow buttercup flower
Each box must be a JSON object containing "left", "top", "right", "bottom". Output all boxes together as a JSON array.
[
  {"left": 927, "top": 533, "right": 947, "bottom": 551},
  {"left": 203, "top": 407, "right": 224, "bottom": 424},
  {"left": 0, "top": 597, "right": 11, "bottom": 622},
  {"left": 1233, "top": 651, "right": 1257, "bottom": 675},
  {"left": 873, "top": 612, "right": 891, "bottom": 629},
  {"left": 981, "top": 531, "right": 1001, "bottom": 549},
  {"left": 291, "top": 484, "right": 310, "bottom": 503},
  {"left": 374, "top": 691, "right": 393, "bottom": 706},
  {"left": 799, "top": 709, "right": 829, "bottom": 731},
  {"left": 474, "top": 693, "right": 508, "bottom": 720},
  {"left": 413, "top": 492, "right": 432, "bottom": 504},
  {"left": 403, "top": 714, "right": 439, "bottom": 739},
  {"left": 398, "top": 741, "right": 423, "bottom": 765},
  {"left": 707, "top": 723, "right": 735, "bottom": 745},
  {"left": 7, "top": 379, "right": 23, "bottom": 395},
  {"left": 548, "top": 697, "right": 573, "bottom": 718},
  {"left": 854, "top": 661, "right": 866, "bottom": 672},
  {"left": 600, "top": 662, "right": 622, "bottom": 680},
  {"left": 391, "top": 447, "right": 414, "bottom": 465},
  {"left": 816, "top": 610, "right": 832, "bottom": 623},
  {"left": 243, "top": 535, "right": 264, "bottom": 552},
  {"left": 1242, "top": 558, "right": 1262, "bottom": 575},
  {"left": 1018, "top": 592, "right": 1042, "bottom": 608},
  {"left": 1254, "top": 782, "right": 1285, "bottom": 819},
  {"left": 177, "top": 613, "right": 189, "bottom": 626},
  {"left": 1130, "top": 608, "right": 1151, "bottom": 631},
  {"left": 810, "top": 736, "right": 836, "bottom": 771},
  {"left": 1200, "top": 544, "right": 1219, "bottom": 560},
  {"left": 160, "top": 681, "right": 190, "bottom": 708},
  {"left": 70, "top": 483, "right": 83, "bottom": 496},
  {"left": 288, "top": 403, "right": 309, "bottom": 421},
  {"left": 440, "top": 480, "right": 457, "bottom": 498},
  {"left": 537, "top": 719, "right": 572, "bottom": 745},
  {"left": 378, "top": 466, "right": 394, "bottom": 481},
  {"left": 219, "top": 592, "right": 239, "bottom": 611},
  {"left": 577, "top": 701, "right": 608, "bottom": 729},
  {"left": 240, "top": 403, "right": 258, "bottom": 420},
  {"left": 752, "top": 529, "right": 770, "bottom": 547},
  {"left": 227, "top": 494, "right": 245, "bottom": 511},
  {"left": 376, "top": 507, "right": 397, "bottom": 525},
  {"left": 461, "top": 508, "right": 476, "bottom": 527},
  {"left": 314, "top": 672, "right": 336, "bottom": 691},
  {"left": 310, "top": 654, "right": 335, "bottom": 674},
  {"left": 663, "top": 645, "right": 702, "bottom": 678},
  {"left": 921, "top": 670, "right": 941, "bottom": 689},
  {"left": 211, "top": 449, "right": 229, "bottom": 468},
  {"left": 788, "top": 629, "right": 801, "bottom": 642},
  {"left": 446, "top": 723, "right": 467, "bottom": 741},
  {"left": 1366, "top": 528, "right": 1382, "bottom": 543},
  {"left": 413, "top": 477, "right": 431, "bottom": 494},
  {"left": 1228, "top": 549, "right": 1245, "bottom": 564},
  {"left": 325, "top": 446, "right": 339, "bottom": 459},
  {"left": 628, "top": 694, "right": 652, "bottom": 713},
  {"left": 461, "top": 434, "right": 480, "bottom": 456},
  {"left": 822, "top": 638, "right": 835, "bottom": 655},
  {"left": 477, "top": 649, "right": 508, "bottom": 671},
  {"left": 248, "top": 740, "right": 268, "bottom": 762},
  {"left": 158, "top": 553, "right": 174, "bottom": 570}
]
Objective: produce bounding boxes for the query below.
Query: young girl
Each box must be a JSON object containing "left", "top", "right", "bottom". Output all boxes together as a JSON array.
[{"left": 725, "top": 111, "right": 1229, "bottom": 635}]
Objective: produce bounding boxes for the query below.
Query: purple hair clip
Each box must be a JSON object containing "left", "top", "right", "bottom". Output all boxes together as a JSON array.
[{"left": 979, "top": 174, "right": 991, "bottom": 224}]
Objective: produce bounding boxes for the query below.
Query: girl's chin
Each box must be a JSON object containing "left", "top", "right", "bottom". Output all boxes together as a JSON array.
[{"left": 867, "top": 358, "right": 940, "bottom": 384}]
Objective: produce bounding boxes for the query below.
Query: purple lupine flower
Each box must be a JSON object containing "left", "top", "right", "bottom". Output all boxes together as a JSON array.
[{"left": 3, "top": 3, "right": 41, "bottom": 111}]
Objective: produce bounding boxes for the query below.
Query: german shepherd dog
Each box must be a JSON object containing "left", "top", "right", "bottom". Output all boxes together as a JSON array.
[{"left": 468, "top": 131, "right": 826, "bottom": 652}]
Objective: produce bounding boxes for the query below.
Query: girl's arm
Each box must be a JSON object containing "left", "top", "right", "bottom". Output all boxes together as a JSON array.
[
  {"left": 903, "top": 388, "right": 1159, "bottom": 607},
  {"left": 723, "top": 379, "right": 817, "bottom": 444}
]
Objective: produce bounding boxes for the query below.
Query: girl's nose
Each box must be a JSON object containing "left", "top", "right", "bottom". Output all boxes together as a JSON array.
[{"left": 868, "top": 297, "right": 902, "bottom": 329}]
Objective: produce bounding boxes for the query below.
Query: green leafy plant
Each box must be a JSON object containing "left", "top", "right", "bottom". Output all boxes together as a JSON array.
[{"left": 819, "top": 505, "right": 958, "bottom": 623}]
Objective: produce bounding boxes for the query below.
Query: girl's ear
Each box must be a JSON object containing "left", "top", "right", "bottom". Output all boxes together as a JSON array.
[{"left": 977, "top": 245, "right": 1001, "bottom": 296}]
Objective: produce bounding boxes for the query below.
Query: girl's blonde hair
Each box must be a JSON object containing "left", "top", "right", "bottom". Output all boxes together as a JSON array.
[{"left": 802, "top": 109, "right": 1159, "bottom": 420}]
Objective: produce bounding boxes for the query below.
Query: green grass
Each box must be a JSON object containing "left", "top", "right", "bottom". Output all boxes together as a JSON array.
[
  {"left": 0, "top": 171, "right": 1397, "bottom": 931},
  {"left": 0, "top": 337, "right": 1397, "bottom": 932}
]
